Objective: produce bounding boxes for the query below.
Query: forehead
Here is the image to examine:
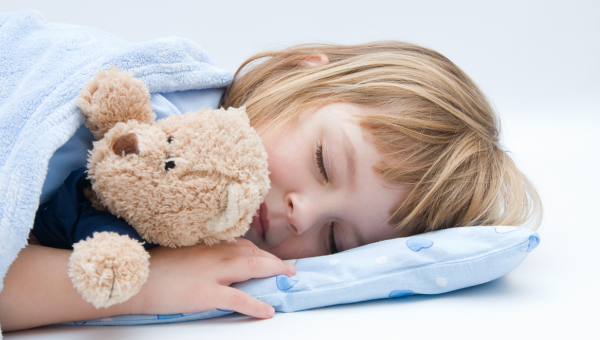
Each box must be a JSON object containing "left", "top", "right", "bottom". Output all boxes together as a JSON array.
[{"left": 297, "top": 103, "right": 361, "bottom": 126}]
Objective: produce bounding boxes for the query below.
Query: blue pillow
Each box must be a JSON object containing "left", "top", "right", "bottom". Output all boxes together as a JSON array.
[{"left": 62, "top": 225, "right": 540, "bottom": 326}]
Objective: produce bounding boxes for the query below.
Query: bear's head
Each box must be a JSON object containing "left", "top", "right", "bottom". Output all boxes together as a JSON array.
[{"left": 86, "top": 107, "right": 270, "bottom": 247}]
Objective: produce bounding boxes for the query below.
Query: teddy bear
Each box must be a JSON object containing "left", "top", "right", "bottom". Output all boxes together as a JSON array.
[{"left": 31, "top": 66, "right": 270, "bottom": 308}]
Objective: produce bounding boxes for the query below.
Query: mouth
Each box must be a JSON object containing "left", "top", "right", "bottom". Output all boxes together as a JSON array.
[{"left": 252, "top": 203, "right": 269, "bottom": 241}]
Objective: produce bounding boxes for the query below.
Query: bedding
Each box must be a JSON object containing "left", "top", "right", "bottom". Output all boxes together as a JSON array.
[{"left": 62, "top": 226, "right": 540, "bottom": 326}]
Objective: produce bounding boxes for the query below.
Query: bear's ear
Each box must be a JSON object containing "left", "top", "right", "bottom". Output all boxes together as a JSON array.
[
  {"left": 78, "top": 66, "right": 155, "bottom": 140},
  {"left": 112, "top": 133, "right": 139, "bottom": 156}
]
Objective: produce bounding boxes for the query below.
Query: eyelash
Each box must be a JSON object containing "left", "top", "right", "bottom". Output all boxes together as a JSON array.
[
  {"left": 315, "top": 143, "right": 329, "bottom": 182},
  {"left": 328, "top": 223, "right": 338, "bottom": 254}
]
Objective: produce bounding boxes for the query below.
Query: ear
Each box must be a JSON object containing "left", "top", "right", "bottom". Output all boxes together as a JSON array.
[
  {"left": 112, "top": 133, "right": 139, "bottom": 156},
  {"left": 293, "top": 54, "right": 329, "bottom": 67}
]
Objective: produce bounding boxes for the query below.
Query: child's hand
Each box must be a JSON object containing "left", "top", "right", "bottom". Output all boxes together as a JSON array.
[{"left": 124, "top": 238, "right": 296, "bottom": 319}]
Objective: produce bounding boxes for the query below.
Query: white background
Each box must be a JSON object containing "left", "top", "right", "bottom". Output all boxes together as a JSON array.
[{"left": 2, "top": 1, "right": 599, "bottom": 339}]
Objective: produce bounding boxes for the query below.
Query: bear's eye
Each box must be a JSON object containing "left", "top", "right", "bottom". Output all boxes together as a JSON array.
[
  {"left": 167, "top": 137, "right": 174, "bottom": 143},
  {"left": 165, "top": 160, "right": 176, "bottom": 171}
]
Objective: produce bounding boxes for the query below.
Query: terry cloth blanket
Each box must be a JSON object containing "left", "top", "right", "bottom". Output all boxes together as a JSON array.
[{"left": 0, "top": 9, "right": 233, "bottom": 298}]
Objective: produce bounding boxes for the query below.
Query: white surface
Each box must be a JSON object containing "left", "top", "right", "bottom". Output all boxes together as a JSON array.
[{"left": 2, "top": 1, "right": 599, "bottom": 339}]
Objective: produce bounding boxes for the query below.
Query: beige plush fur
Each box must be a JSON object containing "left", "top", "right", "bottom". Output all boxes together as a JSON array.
[
  {"left": 69, "top": 232, "right": 150, "bottom": 308},
  {"left": 78, "top": 66, "right": 155, "bottom": 140},
  {"left": 69, "top": 66, "right": 270, "bottom": 307}
]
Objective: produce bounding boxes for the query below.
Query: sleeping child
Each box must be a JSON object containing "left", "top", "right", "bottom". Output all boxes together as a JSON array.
[{"left": 0, "top": 11, "right": 541, "bottom": 332}]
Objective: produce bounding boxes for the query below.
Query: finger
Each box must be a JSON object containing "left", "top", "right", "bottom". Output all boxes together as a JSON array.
[
  {"left": 217, "top": 286, "right": 275, "bottom": 319},
  {"left": 219, "top": 256, "right": 296, "bottom": 285}
]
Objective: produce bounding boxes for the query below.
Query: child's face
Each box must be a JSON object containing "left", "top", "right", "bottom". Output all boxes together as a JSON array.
[{"left": 243, "top": 103, "right": 409, "bottom": 260}]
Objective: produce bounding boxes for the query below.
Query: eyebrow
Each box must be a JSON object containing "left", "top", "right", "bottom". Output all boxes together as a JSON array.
[{"left": 340, "top": 128, "right": 356, "bottom": 188}]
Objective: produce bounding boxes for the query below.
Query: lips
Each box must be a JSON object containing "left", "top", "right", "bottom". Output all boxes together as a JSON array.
[{"left": 252, "top": 202, "right": 269, "bottom": 241}]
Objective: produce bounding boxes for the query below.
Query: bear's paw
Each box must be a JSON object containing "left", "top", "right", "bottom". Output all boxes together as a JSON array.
[{"left": 68, "top": 232, "right": 150, "bottom": 308}]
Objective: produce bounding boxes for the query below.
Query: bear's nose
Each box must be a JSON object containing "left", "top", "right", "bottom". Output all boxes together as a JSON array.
[{"left": 112, "top": 133, "right": 139, "bottom": 156}]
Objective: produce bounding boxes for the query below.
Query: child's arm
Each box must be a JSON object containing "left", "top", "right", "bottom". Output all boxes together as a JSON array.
[{"left": 0, "top": 239, "right": 295, "bottom": 332}]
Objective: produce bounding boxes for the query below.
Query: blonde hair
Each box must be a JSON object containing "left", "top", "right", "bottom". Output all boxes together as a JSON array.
[{"left": 223, "top": 41, "right": 542, "bottom": 235}]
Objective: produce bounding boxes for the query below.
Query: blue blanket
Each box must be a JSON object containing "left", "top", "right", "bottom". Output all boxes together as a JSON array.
[{"left": 0, "top": 10, "right": 233, "bottom": 293}]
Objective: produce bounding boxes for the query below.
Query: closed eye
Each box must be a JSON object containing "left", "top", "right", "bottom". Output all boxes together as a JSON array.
[
  {"left": 315, "top": 142, "right": 329, "bottom": 182},
  {"left": 328, "top": 222, "right": 339, "bottom": 254}
]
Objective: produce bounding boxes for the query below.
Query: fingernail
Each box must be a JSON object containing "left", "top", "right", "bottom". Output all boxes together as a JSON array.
[
  {"left": 266, "top": 306, "right": 275, "bottom": 318},
  {"left": 286, "top": 263, "right": 296, "bottom": 277}
]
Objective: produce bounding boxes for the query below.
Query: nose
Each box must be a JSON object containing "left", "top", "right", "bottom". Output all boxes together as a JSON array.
[{"left": 285, "top": 192, "right": 323, "bottom": 235}]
